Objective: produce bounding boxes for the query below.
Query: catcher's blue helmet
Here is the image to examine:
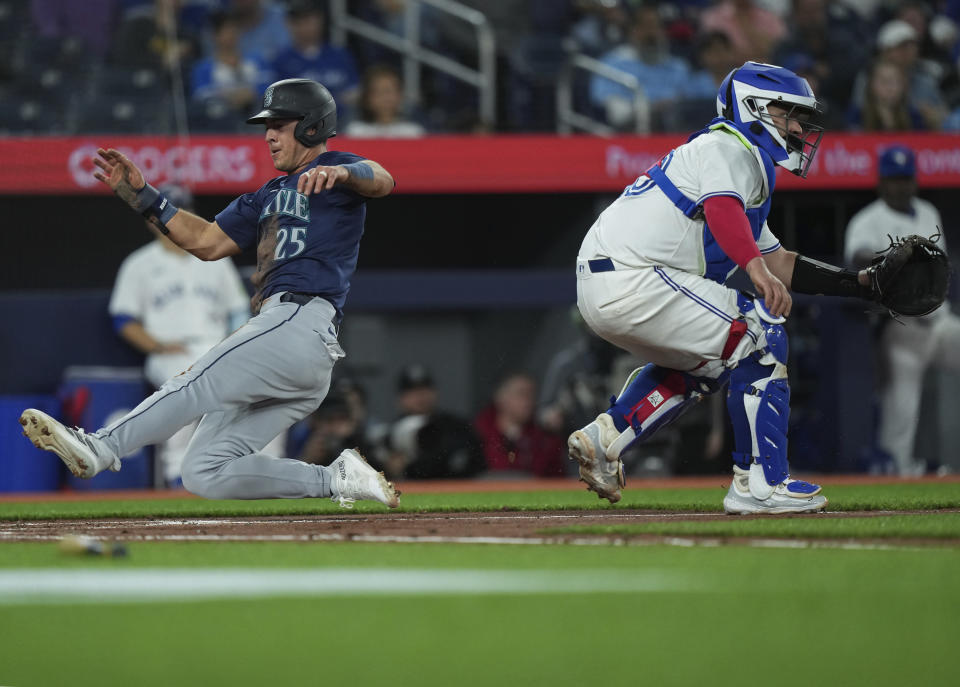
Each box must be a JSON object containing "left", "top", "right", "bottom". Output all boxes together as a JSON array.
[{"left": 716, "top": 61, "right": 824, "bottom": 177}]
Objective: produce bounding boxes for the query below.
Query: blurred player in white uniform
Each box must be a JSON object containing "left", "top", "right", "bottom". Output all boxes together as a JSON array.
[
  {"left": 570, "top": 62, "right": 883, "bottom": 512},
  {"left": 844, "top": 145, "right": 960, "bottom": 476},
  {"left": 109, "top": 185, "right": 251, "bottom": 486}
]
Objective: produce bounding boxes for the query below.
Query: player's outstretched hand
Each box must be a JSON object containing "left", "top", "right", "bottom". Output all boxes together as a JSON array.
[
  {"left": 745, "top": 256, "right": 792, "bottom": 318},
  {"left": 297, "top": 165, "right": 347, "bottom": 196},
  {"left": 92, "top": 148, "right": 146, "bottom": 208}
]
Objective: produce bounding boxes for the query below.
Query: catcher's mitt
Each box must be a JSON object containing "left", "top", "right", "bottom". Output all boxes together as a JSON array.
[{"left": 866, "top": 234, "right": 950, "bottom": 317}]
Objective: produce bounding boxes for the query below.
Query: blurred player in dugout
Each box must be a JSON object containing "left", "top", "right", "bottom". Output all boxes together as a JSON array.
[
  {"left": 375, "top": 364, "right": 486, "bottom": 481},
  {"left": 108, "top": 184, "right": 256, "bottom": 487},
  {"left": 844, "top": 145, "right": 960, "bottom": 476}
]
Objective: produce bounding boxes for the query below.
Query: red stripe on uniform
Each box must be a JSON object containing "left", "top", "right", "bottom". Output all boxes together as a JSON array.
[{"left": 721, "top": 319, "right": 748, "bottom": 361}]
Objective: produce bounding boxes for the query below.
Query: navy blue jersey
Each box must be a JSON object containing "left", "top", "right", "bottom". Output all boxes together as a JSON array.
[{"left": 215, "top": 150, "right": 367, "bottom": 315}]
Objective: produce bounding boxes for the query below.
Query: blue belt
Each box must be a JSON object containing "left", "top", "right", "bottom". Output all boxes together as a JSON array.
[{"left": 588, "top": 258, "right": 615, "bottom": 273}]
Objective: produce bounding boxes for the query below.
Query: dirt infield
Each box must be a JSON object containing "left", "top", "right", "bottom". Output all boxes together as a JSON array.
[
  {"left": 2, "top": 476, "right": 958, "bottom": 548},
  {"left": 2, "top": 508, "right": 958, "bottom": 548}
]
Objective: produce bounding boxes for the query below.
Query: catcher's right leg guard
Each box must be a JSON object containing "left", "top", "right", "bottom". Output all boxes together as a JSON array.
[{"left": 723, "top": 353, "right": 826, "bottom": 514}]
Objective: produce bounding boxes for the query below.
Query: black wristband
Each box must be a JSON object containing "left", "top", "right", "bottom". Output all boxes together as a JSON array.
[
  {"left": 792, "top": 255, "right": 874, "bottom": 300},
  {"left": 135, "top": 183, "right": 178, "bottom": 233}
]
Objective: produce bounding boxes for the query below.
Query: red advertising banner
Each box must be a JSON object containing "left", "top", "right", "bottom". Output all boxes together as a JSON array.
[{"left": 4, "top": 132, "right": 960, "bottom": 195}]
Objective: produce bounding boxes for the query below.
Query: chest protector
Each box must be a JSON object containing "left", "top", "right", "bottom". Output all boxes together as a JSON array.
[{"left": 644, "top": 117, "right": 778, "bottom": 283}]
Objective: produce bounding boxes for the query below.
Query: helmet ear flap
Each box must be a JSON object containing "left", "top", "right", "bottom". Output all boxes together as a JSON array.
[{"left": 294, "top": 114, "right": 329, "bottom": 146}]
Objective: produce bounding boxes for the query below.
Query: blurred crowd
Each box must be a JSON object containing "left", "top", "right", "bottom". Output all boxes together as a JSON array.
[
  {"left": 290, "top": 363, "right": 572, "bottom": 483},
  {"left": 4, "top": 0, "right": 960, "bottom": 134}
]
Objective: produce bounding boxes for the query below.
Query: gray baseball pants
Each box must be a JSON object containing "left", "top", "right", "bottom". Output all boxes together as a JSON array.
[{"left": 94, "top": 292, "right": 342, "bottom": 499}]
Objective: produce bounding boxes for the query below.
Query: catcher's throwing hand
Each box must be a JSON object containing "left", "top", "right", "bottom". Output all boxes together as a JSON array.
[
  {"left": 297, "top": 165, "right": 347, "bottom": 196},
  {"left": 865, "top": 234, "right": 950, "bottom": 317},
  {"left": 745, "top": 256, "right": 792, "bottom": 318},
  {"left": 92, "top": 148, "right": 146, "bottom": 209}
]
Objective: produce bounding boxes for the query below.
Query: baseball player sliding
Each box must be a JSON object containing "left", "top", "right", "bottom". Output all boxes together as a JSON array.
[
  {"left": 571, "top": 61, "right": 908, "bottom": 513},
  {"left": 20, "top": 78, "right": 400, "bottom": 508}
]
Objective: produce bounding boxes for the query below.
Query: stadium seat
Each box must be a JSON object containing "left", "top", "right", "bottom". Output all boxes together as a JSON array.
[
  {"left": 187, "top": 98, "right": 246, "bottom": 133},
  {"left": 0, "top": 0, "right": 25, "bottom": 41},
  {"left": 666, "top": 97, "right": 716, "bottom": 133},
  {"left": 507, "top": 35, "right": 570, "bottom": 131},
  {"left": 0, "top": 98, "right": 63, "bottom": 134},
  {"left": 13, "top": 65, "right": 75, "bottom": 107},
  {"left": 24, "top": 35, "right": 97, "bottom": 74},
  {"left": 94, "top": 65, "right": 165, "bottom": 98},
  {"left": 74, "top": 95, "right": 173, "bottom": 135}
]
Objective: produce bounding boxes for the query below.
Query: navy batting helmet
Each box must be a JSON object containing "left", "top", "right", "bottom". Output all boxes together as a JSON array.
[
  {"left": 878, "top": 145, "right": 916, "bottom": 179},
  {"left": 246, "top": 78, "right": 337, "bottom": 146}
]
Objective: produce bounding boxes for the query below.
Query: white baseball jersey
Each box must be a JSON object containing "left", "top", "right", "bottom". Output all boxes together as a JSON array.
[
  {"left": 845, "top": 195, "right": 958, "bottom": 474},
  {"left": 845, "top": 197, "right": 946, "bottom": 322},
  {"left": 579, "top": 128, "right": 781, "bottom": 280},
  {"left": 109, "top": 241, "right": 250, "bottom": 388},
  {"left": 844, "top": 197, "right": 945, "bottom": 262},
  {"left": 575, "top": 126, "right": 786, "bottom": 375}
]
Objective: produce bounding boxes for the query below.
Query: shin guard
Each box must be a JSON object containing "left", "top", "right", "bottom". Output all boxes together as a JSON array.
[
  {"left": 726, "top": 355, "right": 790, "bottom": 498},
  {"left": 605, "top": 363, "right": 722, "bottom": 459}
]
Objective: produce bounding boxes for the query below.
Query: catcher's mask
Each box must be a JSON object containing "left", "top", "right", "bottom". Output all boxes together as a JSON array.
[
  {"left": 247, "top": 78, "right": 337, "bottom": 147},
  {"left": 717, "top": 61, "right": 825, "bottom": 178}
]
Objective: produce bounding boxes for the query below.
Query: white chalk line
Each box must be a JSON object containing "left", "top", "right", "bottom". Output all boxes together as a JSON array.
[{"left": 0, "top": 567, "right": 697, "bottom": 604}]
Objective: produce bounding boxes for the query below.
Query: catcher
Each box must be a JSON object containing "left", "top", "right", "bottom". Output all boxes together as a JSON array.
[
  {"left": 569, "top": 63, "right": 950, "bottom": 513},
  {"left": 845, "top": 145, "right": 956, "bottom": 476}
]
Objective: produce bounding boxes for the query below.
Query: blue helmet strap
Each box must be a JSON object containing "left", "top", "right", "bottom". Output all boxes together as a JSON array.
[{"left": 647, "top": 120, "right": 776, "bottom": 226}]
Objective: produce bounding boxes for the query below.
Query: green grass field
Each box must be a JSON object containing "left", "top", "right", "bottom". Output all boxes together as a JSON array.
[
  {"left": 1, "top": 481, "right": 958, "bottom": 519},
  {"left": 0, "top": 481, "right": 958, "bottom": 687}
]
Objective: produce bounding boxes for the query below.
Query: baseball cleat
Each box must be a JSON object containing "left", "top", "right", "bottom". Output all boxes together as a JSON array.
[
  {"left": 568, "top": 413, "right": 625, "bottom": 504},
  {"left": 330, "top": 448, "right": 400, "bottom": 509},
  {"left": 723, "top": 465, "right": 827, "bottom": 514},
  {"left": 19, "top": 409, "right": 120, "bottom": 479}
]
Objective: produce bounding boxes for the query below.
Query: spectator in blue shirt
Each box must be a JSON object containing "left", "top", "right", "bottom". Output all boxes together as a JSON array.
[
  {"left": 190, "top": 10, "right": 270, "bottom": 116},
  {"left": 230, "top": 0, "right": 291, "bottom": 63},
  {"left": 270, "top": 0, "right": 360, "bottom": 114},
  {"left": 589, "top": 4, "right": 701, "bottom": 132}
]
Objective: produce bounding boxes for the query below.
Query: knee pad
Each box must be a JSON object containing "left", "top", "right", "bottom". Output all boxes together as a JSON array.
[
  {"left": 735, "top": 293, "right": 789, "bottom": 365},
  {"left": 605, "top": 363, "right": 721, "bottom": 458},
  {"left": 727, "top": 356, "right": 790, "bottom": 492}
]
